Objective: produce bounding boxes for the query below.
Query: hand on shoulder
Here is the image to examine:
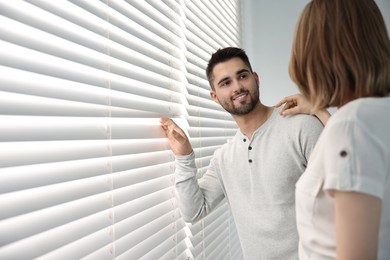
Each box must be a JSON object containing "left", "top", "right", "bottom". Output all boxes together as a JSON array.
[
  {"left": 275, "top": 94, "right": 313, "bottom": 116},
  {"left": 275, "top": 94, "right": 331, "bottom": 126}
]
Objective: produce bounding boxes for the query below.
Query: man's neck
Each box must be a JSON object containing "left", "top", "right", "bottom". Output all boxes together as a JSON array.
[{"left": 233, "top": 103, "right": 274, "bottom": 140}]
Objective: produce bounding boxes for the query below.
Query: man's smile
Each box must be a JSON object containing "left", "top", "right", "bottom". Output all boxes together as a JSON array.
[{"left": 233, "top": 92, "right": 249, "bottom": 102}]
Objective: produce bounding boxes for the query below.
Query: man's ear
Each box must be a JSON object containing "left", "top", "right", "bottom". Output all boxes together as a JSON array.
[
  {"left": 253, "top": 72, "right": 260, "bottom": 86},
  {"left": 210, "top": 90, "right": 220, "bottom": 104}
]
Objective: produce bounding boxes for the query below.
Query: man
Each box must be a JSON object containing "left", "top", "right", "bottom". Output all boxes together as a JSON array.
[{"left": 160, "top": 47, "right": 323, "bottom": 259}]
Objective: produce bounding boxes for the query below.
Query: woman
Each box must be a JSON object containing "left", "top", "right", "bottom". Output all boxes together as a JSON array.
[{"left": 276, "top": 0, "right": 390, "bottom": 259}]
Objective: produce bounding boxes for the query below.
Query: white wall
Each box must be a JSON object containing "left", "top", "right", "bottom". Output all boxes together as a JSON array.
[{"left": 242, "top": 0, "right": 390, "bottom": 106}]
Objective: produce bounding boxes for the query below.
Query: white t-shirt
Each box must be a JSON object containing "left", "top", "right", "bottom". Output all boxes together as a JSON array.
[{"left": 295, "top": 97, "right": 390, "bottom": 260}]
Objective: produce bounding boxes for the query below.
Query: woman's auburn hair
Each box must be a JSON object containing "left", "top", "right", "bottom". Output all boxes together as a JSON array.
[{"left": 289, "top": 0, "right": 390, "bottom": 109}]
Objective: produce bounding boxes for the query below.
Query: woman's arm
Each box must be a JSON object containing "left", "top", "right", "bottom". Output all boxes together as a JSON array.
[{"left": 333, "top": 191, "right": 381, "bottom": 260}]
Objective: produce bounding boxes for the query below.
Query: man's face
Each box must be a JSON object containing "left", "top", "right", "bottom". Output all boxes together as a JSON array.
[{"left": 210, "top": 57, "right": 260, "bottom": 115}]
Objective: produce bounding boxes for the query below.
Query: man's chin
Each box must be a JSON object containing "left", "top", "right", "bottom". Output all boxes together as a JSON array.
[
  {"left": 221, "top": 100, "right": 257, "bottom": 115},
  {"left": 230, "top": 106, "right": 255, "bottom": 115}
]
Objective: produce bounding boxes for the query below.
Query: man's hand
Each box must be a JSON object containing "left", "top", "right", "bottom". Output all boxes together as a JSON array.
[{"left": 160, "top": 118, "right": 193, "bottom": 156}]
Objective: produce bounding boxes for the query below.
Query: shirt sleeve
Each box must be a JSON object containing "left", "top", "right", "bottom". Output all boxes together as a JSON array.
[
  {"left": 322, "top": 120, "right": 388, "bottom": 199},
  {"left": 299, "top": 115, "right": 324, "bottom": 165},
  {"left": 175, "top": 151, "right": 225, "bottom": 223}
]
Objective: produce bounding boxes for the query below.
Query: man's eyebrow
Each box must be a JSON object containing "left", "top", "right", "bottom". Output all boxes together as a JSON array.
[
  {"left": 216, "top": 69, "right": 251, "bottom": 86},
  {"left": 237, "top": 68, "right": 250, "bottom": 75},
  {"left": 217, "top": 76, "right": 230, "bottom": 86}
]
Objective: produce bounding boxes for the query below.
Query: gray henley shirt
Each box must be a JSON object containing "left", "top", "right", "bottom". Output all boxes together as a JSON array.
[{"left": 175, "top": 107, "right": 323, "bottom": 259}]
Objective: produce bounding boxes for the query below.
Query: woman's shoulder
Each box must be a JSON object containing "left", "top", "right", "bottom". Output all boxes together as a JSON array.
[{"left": 330, "top": 97, "right": 390, "bottom": 125}]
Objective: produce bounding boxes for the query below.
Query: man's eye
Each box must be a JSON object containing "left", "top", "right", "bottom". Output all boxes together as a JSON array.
[
  {"left": 221, "top": 81, "right": 230, "bottom": 87},
  {"left": 240, "top": 74, "right": 247, "bottom": 79}
]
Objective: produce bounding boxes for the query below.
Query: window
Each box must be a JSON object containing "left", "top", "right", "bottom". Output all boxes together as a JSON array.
[{"left": 0, "top": 0, "right": 242, "bottom": 259}]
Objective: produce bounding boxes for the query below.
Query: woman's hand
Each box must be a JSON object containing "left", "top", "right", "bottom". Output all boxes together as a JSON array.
[
  {"left": 275, "top": 94, "right": 313, "bottom": 116},
  {"left": 275, "top": 94, "right": 331, "bottom": 125}
]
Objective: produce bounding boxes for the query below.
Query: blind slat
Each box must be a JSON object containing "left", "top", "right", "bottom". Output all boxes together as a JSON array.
[{"left": 0, "top": 211, "right": 112, "bottom": 259}]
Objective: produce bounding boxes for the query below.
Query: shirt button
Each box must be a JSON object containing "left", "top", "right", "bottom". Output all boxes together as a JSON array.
[
  {"left": 340, "top": 150, "right": 348, "bottom": 157},
  {"left": 243, "top": 138, "right": 247, "bottom": 142},
  {"left": 248, "top": 146, "right": 252, "bottom": 150},
  {"left": 249, "top": 159, "right": 253, "bottom": 163}
]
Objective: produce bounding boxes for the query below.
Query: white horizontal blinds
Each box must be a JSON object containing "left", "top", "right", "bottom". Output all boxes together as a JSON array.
[
  {"left": 0, "top": 1, "right": 243, "bottom": 260},
  {"left": 0, "top": 3, "right": 115, "bottom": 259},
  {"left": 0, "top": 0, "right": 182, "bottom": 259},
  {"left": 178, "top": 0, "right": 243, "bottom": 259},
  {"left": 106, "top": 1, "right": 188, "bottom": 259},
  {"left": 185, "top": 203, "right": 242, "bottom": 260},
  {"left": 0, "top": 0, "right": 183, "bottom": 116}
]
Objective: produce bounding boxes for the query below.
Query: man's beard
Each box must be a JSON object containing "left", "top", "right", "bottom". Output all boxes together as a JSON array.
[{"left": 219, "top": 87, "right": 259, "bottom": 115}]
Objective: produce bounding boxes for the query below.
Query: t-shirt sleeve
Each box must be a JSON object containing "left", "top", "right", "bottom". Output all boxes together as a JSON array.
[
  {"left": 300, "top": 115, "right": 324, "bottom": 164},
  {"left": 322, "top": 120, "right": 388, "bottom": 199}
]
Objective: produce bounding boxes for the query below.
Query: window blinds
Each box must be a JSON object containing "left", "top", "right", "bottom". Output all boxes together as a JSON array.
[{"left": 0, "top": 0, "right": 242, "bottom": 259}]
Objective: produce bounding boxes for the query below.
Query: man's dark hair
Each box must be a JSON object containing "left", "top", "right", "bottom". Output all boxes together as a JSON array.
[{"left": 206, "top": 47, "right": 253, "bottom": 90}]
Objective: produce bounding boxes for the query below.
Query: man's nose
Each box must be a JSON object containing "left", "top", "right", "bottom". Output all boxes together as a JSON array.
[{"left": 232, "top": 79, "right": 243, "bottom": 92}]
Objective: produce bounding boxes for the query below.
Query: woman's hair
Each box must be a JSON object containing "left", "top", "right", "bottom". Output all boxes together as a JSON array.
[
  {"left": 289, "top": 0, "right": 390, "bottom": 109},
  {"left": 206, "top": 47, "right": 253, "bottom": 90}
]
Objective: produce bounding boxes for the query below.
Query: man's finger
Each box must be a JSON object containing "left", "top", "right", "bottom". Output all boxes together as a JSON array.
[
  {"left": 160, "top": 118, "right": 187, "bottom": 140},
  {"left": 160, "top": 117, "right": 173, "bottom": 126},
  {"left": 170, "top": 128, "right": 186, "bottom": 142},
  {"left": 160, "top": 118, "right": 177, "bottom": 132}
]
